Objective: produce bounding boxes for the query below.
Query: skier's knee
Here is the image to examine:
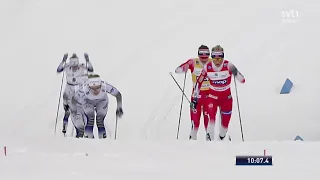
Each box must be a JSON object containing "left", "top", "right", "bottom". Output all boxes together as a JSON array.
[{"left": 96, "top": 117, "right": 105, "bottom": 128}]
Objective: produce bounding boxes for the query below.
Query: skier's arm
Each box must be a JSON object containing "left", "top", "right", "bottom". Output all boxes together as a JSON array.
[
  {"left": 57, "top": 53, "right": 68, "bottom": 73},
  {"left": 114, "top": 91, "right": 123, "bottom": 117},
  {"left": 193, "top": 69, "right": 207, "bottom": 97},
  {"left": 84, "top": 53, "right": 94, "bottom": 72},
  {"left": 115, "top": 92, "right": 122, "bottom": 109},
  {"left": 105, "top": 83, "right": 123, "bottom": 117},
  {"left": 175, "top": 59, "right": 194, "bottom": 73},
  {"left": 86, "top": 60, "right": 94, "bottom": 72},
  {"left": 190, "top": 69, "right": 207, "bottom": 109},
  {"left": 57, "top": 61, "right": 66, "bottom": 73},
  {"left": 105, "top": 83, "right": 122, "bottom": 108},
  {"left": 228, "top": 62, "right": 245, "bottom": 83}
]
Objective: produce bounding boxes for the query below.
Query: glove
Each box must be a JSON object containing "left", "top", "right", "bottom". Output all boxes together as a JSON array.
[
  {"left": 190, "top": 98, "right": 198, "bottom": 110},
  {"left": 62, "top": 53, "right": 68, "bottom": 62},
  {"left": 84, "top": 53, "right": 89, "bottom": 62},
  {"left": 116, "top": 107, "right": 123, "bottom": 118},
  {"left": 63, "top": 104, "right": 69, "bottom": 111}
]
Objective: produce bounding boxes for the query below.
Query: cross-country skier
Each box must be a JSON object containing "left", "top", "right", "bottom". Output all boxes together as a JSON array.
[
  {"left": 72, "top": 74, "right": 123, "bottom": 139},
  {"left": 56, "top": 53, "right": 94, "bottom": 135},
  {"left": 174, "top": 45, "right": 214, "bottom": 140},
  {"left": 192, "top": 45, "right": 245, "bottom": 141}
]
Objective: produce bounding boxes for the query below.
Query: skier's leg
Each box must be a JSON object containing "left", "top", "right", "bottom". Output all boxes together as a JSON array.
[
  {"left": 70, "top": 103, "right": 85, "bottom": 138},
  {"left": 95, "top": 99, "right": 108, "bottom": 139},
  {"left": 62, "top": 85, "right": 72, "bottom": 133},
  {"left": 205, "top": 96, "right": 218, "bottom": 141},
  {"left": 202, "top": 95, "right": 209, "bottom": 132},
  {"left": 199, "top": 95, "right": 211, "bottom": 140},
  {"left": 219, "top": 95, "right": 233, "bottom": 140},
  {"left": 189, "top": 97, "right": 202, "bottom": 140},
  {"left": 83, "top": 101, "right": 95, "bottom": 138}
]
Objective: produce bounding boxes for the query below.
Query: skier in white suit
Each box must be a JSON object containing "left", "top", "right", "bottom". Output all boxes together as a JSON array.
[
  {"left": 56, "top": 53, "right": 94, "bottom": 135},
  {"left": 72, "top": 74, "right": 123, "bottom": 139}
]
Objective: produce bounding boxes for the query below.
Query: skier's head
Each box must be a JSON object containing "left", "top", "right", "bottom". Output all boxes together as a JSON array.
[
  {"left": 69, "top": 53, "right": 79, "bottom": 68},
  {"left": 88, "top": 74, "right": 102, "bottom": 95},
  {"left": 211, "top": 45, "right": 224, "bottom": 67},
  {"left": 197, "top": 45, "right": 210, "bottom": 63}
]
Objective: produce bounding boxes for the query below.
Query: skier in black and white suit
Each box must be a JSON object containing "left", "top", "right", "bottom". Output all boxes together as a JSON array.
[
  {"left": 72, "top": 74, "right": 123, "bottom": 139},
  {"left": 56, "top": 53, "right": 94, "bottom": 134}
]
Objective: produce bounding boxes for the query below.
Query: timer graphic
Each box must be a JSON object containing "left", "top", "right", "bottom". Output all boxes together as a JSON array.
[{"left": 236, "top": 156, "right": 273, "bottom": 166}]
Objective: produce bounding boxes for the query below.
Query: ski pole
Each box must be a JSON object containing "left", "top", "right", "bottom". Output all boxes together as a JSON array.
[
  {"left": 176, "top": 72, "right": 187, "bottom": 139},
  {"left": 54, "top": 57, "right": 67, "bottom": 135},
  {"left": 169, "top": 72, "right": 191, "bottom": 104},
  {"left": 233, "top": 76, "right": 244, "bottom": 141}
]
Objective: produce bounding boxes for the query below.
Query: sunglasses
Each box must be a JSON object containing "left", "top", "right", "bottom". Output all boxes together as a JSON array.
[{"left": 213, "top": 58, "right": 223, "bottom": 62}]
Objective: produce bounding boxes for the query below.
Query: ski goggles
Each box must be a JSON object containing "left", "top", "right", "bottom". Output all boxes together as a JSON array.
[
  {"left": 211, "top": 51, "right": 224, "bottom": 58},
  {"left": 198, "top": 49, "right": 210, "bottom": 58}
]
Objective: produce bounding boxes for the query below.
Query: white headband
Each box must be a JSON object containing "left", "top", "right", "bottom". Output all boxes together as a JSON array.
[{"left": 88, "top": 77, "right": 102, "bottom": 87}]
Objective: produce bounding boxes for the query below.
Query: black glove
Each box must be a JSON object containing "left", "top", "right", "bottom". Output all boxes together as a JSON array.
[
  {"left": 84, "top": 53, "right": 89, "bottom": 62},
  {"left": 116, "top": 107, "right": 123, "bottom": 118},
  {"left": 63, "top": 104, "right": 69, "bottom": 111},
  {"left": 190, "top": 98, "right": 198, "bottom": 110},
  {"left": 62, "top": 53, "right": 68, "bottom": 62}
]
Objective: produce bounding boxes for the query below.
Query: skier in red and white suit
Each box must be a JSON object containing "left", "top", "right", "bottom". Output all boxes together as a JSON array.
[
  {"left": 175, "top": 45, "right": 213, "bottom": 140},
  {"left": 192, "top": 45, "right": 245, "bottom": 140}
]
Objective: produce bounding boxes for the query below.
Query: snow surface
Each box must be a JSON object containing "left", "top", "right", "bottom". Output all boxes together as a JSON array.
[{"left": 1, "top": 0, "right": 320, "bottom": 179}]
